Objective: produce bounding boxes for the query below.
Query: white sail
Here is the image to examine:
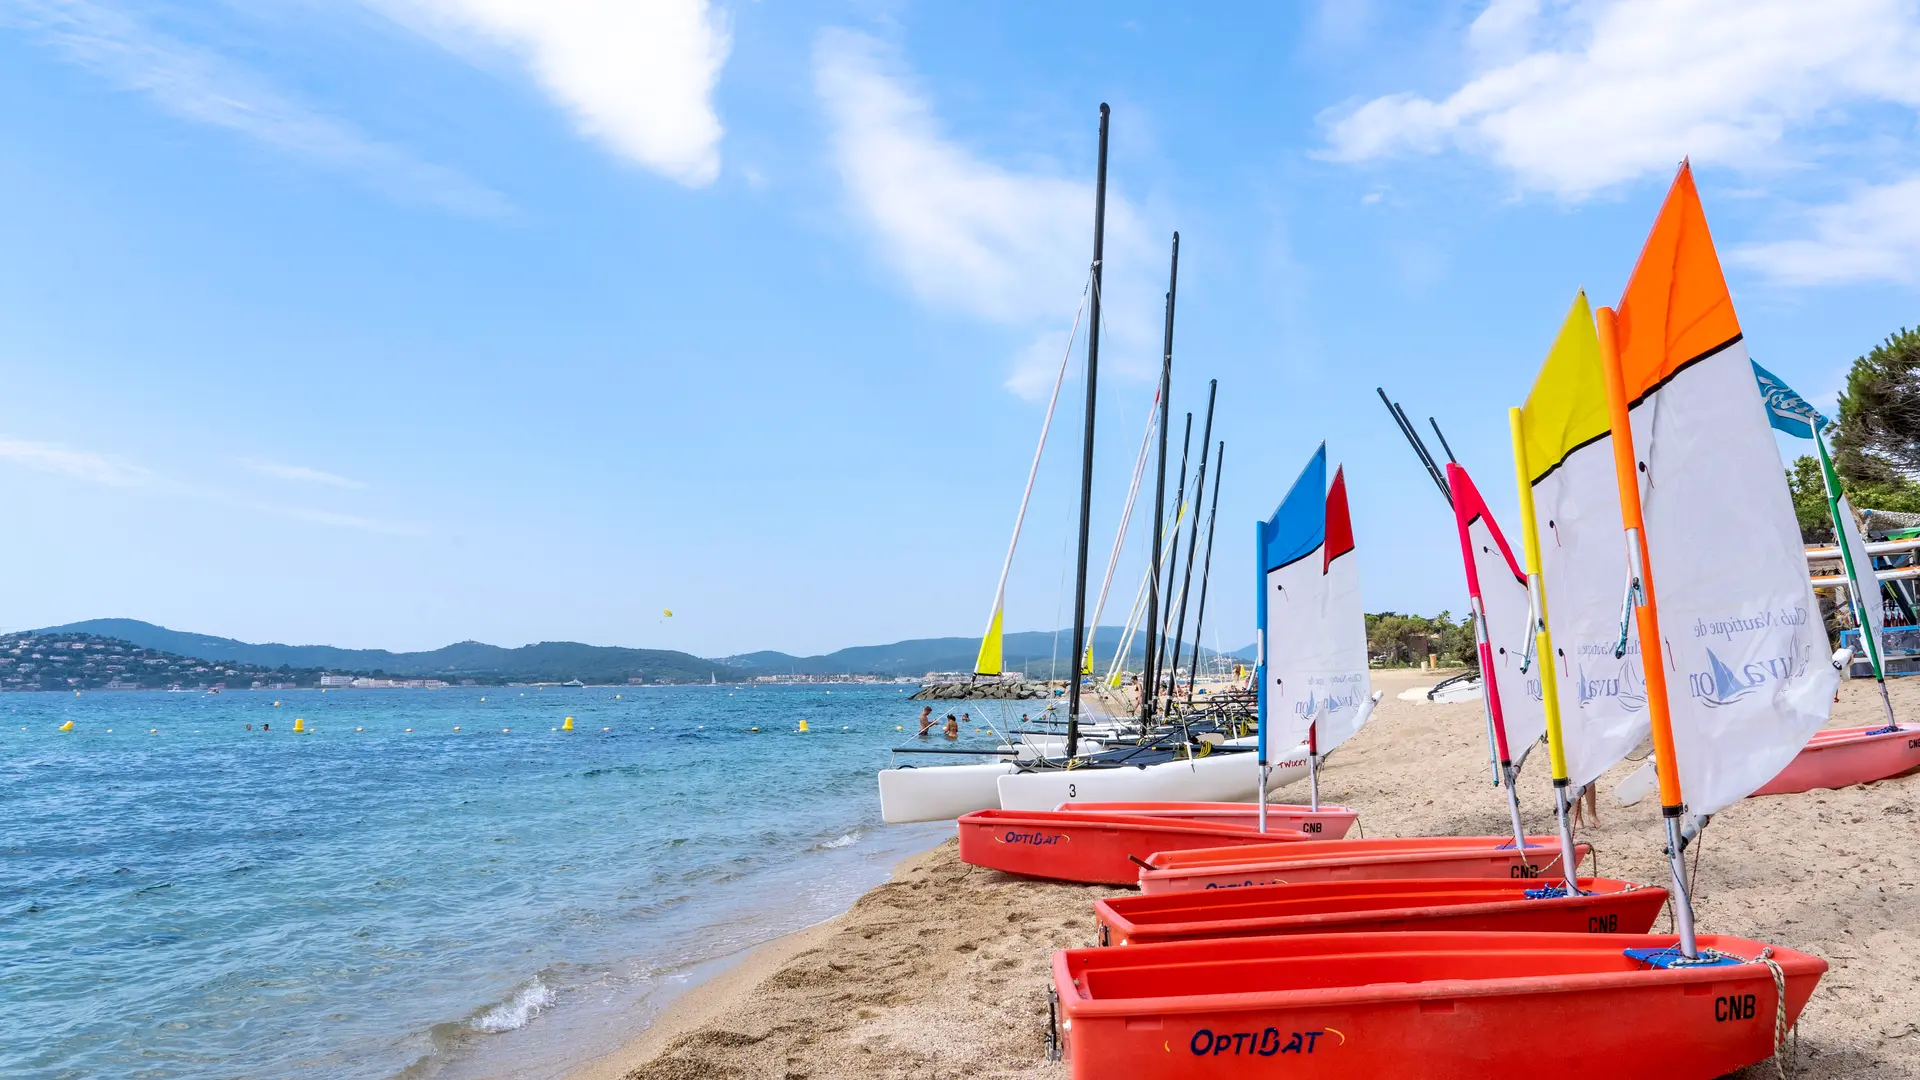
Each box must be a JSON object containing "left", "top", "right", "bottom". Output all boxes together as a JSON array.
[
  {"left": 1447, "top": 463, "right": 1545, "bottom": 756},
  {"left": 1609, "top": 165, "right": 1838, "bottom": 816},
  {"left": 1516, "top": 292, "right": 1653, "bottom": 792},
  {"left": 1260, "top": 447, "right": 1371, "bottom": 757}
]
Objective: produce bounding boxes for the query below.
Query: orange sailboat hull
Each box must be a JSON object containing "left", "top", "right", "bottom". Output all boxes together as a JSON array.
[
  {"left": 1093, "top": 877, "right": 1666, "bottom": 945},
  {"left": 1055, "top": 801, "right": 1357, "bottom": 839},
  {"left": 957, "top": 809, "right": 1304, "bottom": 886},
  {"left": 1138, "top": 836, "right": 1586, "bottom": 895},
  {"left": 1752, "top": 724, "right": 1920, "bottom": 796},
  {"left": 1052, "top": 931, "right": 1824, "bottom": 1080}
]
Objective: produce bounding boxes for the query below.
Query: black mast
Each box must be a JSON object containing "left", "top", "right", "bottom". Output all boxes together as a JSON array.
[
  {"left": 1186, "top": 441, "right": 1225, "bottom": 703},
  {"left": 1155, "top": 414, "right": 1193, "bottom": 702},
  {"left": 1065, "top": 104, "right": 1109, "bottom": 761},
  {"left": 1165, "top": 379, "right": 1216, "bottom": 716},
  {"left": 1141, "top": 233, "right": 1178, "bottom": 724}
]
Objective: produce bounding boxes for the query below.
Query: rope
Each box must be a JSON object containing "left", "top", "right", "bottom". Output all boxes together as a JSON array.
[{"left": 1755, "top": 947, "right": 1789, "bottom": 1080}]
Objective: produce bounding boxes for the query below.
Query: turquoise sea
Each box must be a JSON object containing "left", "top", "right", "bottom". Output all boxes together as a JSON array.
[{"left": 0, "top": 685, "right": 967, "bottom": 1079}]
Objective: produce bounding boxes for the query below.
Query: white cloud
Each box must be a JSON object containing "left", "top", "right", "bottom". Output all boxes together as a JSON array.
[
  {"left": 0, "top": 435, "right": 419, "bottom": 534},
  {"left": 1733, "top": 177, "right": 1920, "bottom": 285},
  {"left": 377, "top": 0, "right": 731, "bottom": 187},
  {"left": 3, "top": 0, "right": 509, "bottom": 215},
  {"left": 1320, "top": 0, "right": 1920, "bottom": 199},
  {"left": 1005, "top": 327, "right": 1077, "bottom": 401},
  {"left": 0, "top": 438, "right": 150, "bottom": 487},
  {"left": 242, "top": 459, "right": 369, "bottom": 490},
  {"left": 259, "top": 504, "right": 426, "bottom": 536},
  {"left": 813, "top": 29, "right": 1158, "bottom": 399}
]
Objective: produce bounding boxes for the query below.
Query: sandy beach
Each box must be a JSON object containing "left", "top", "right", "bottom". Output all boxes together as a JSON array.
[{"left": 572, "top": 668, "right": 1920, "bottom": 1079}]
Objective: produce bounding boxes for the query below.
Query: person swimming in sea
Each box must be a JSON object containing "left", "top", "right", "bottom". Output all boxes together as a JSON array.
[
  {"left": 943, "top": 713, "right": 959, "bottom": 740},
  {"left": 917, "top": 705, "right": 935, "bottom": 737}
]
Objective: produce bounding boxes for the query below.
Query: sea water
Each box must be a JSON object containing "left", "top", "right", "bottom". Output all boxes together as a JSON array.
[{"left": 0, "top": 685, "right": 1005, "bottom": 1079}]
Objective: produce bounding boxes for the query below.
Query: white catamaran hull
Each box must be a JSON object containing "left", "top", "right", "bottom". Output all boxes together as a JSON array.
[
  {"left": 877, "top": 762, "right": 1018, "bottom": 824},
  {"left": 994, "top": 742, "right": 1311, "bottom": 810}
]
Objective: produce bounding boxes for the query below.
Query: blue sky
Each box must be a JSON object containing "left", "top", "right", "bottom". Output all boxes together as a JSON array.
[{"left": 0, "top": 0, "right": 1916, "bottom": 657}]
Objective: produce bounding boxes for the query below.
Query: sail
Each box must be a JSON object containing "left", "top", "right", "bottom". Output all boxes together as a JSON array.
[
  {"left": 1444, "top": 462, "right": 1545, "bottom": 757},
  {"left": 1257, "top": 448, "right": 1371, "bottom": 759},
  {"left": 1516, "top": 292, "right": 1652, "bottom": 790},
  {"left": 1256, "top": 446, "right": 1326, "bottom": 765},
  {"left": 1750, "top": 360, "right": 1888, "bottom": 679},
  {"left": 1827, "top": 442, "right": 1887, "bottom": 679},
  {"left": 1312, "top": 466, "right": 1373, "bottom": 754},
  {"left": 1611, "top": 164, "right": 1838, "bottom": 816},
  {"left": 974, "top": 291, "right": 1084, "bottom": 676}
]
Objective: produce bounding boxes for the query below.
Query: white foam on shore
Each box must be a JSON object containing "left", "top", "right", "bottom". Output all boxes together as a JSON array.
[
  {"left": 471, "top": 978, "right": 556, "bottom": 1034},
  {"left": 819, "top": 832, "right": 858, "bottom": 850}
]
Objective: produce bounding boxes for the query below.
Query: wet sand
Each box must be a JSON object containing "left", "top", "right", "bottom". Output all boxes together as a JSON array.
[{"left": 571, "top": 668, "right": 1920, "bottom": 1079}]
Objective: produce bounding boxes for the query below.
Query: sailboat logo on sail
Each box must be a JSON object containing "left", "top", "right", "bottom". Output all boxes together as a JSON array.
[
  {"left": 1685, "top": 642, "right": 1815, "bottom": 708},
  {"left": 1576, "top": 659, "right": 1647, "bottom": 712}
]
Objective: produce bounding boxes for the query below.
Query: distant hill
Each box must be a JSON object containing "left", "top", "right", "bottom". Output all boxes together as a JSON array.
[
  {"left": 36, "top": 620, "right": 736, "bottom": 685},
  {"left": 35, "top": 619, "right": 1254, "bottom": 684},
  {"left": 720, "top": 627, "right": 1244, "bottom": 679}
]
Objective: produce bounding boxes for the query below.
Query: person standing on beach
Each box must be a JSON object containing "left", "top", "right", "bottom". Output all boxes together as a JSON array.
[
  {"left": 943, "top": 713, "right": 959, "bottom": 740},
  {"left": 917, "top": 705, "right": 935, "bottom": 737}
]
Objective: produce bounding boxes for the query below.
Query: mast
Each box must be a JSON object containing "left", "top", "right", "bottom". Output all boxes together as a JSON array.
[
  {"left": 1596, "top": 303, "right": 1696, "bottom": 959},
  {"left": 1065, "top": 103, "right": 1109, "bottom": 761},
  {"left": 1155, "top": 414, "right": 1194, "bottom": 700},
  {"left": 1185, "top": 442, "right": 1224, "bottom": 703},
  {"left": 1510, "top": 408, "right": 1581, "bottom": 892},
  {"left": 1141, "top": 234, "right": 1178, "bottom": 724},
  {"left": 1165, "top": 380, "right": 1216, "bottom": 715}
]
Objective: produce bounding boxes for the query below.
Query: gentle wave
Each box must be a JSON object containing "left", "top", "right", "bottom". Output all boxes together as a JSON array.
[
  {"left": 470, "top": 977, "right": 556, "bottom": 1034},
  {"left": 818, "top": 832, "right": 859, "bottom": 850}
]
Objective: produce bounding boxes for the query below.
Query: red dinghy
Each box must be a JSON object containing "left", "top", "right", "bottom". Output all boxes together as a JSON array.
[
  {"left": 1092, "top": 877, "right": 1666, "bottom": 945},
  {"left": 1138, "top": 836, "right": 1586, "bottom": 895},
  {"left": 1752, "top": 724, "right": 1920, "bottom": 796},
  {"left": 1050, "top": 931, "right": 1824, "bottom": 1080},
  {"left": 1054, "top": 801, "right": 1357, "bottom": 839},
  {"left": 956, "top": 809, "right": 1303, "bottom": 886}
]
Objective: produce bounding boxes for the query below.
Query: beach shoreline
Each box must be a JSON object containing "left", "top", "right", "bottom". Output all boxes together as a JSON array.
[
  {"left": 561, "top": 842, "right": 951, "bottom": 1080},
  {"left": 564, "top": 668, "right": 1920, "bottom": 1079}
]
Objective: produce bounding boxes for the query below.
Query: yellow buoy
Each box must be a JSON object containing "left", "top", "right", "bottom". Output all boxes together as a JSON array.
[
  {"left": 405, "top": 728, "right": 413, "bottom": 732},
  {"left": 615, "top": 694, "right": 621, "bottom": 700},
  {"left": 895, "top": 725, "right": 902, "bottom": 731},
  {"left": 563, "top": 716, "right": 574, "bottom": 731},
  {"left": 798, "top": 720, "right": 809, "bottom": 732},
  {"left": 601, "top": 727, "right": 610, "bottom": 731},
  {"left": 293, "top": 718, "right": 305, "bottom": 733},
  {"left": 355, "top": 727, "right": 364, "bottom": 732},
  {"left": 107, "top": 729, "right": 113, "bottom": 733},
  {"left": 74, "top": 690, "right": 81, "bottom": 696},
  {"left": 274, "top": 701, "right": 281, "bottom": 707},
  {"left": 453, "top": 726, "right": 462, "bottom": 732},
  {"left": 59, "top": 720, "right": 74, "bottom": 732},
  {"left": 750, "top": 726, "right": 759, "bottom": 732},
  {"left": 502, "top": 728, "right": 511, "bottom": 733},
  {"left": 481, "top": 697, "right": 486, "bottom": 702},
  {"left": 150, "top": 728, "right": 157, "bottom": 734}
]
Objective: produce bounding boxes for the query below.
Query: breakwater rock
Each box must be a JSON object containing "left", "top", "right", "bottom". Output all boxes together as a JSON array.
[{"left": 910, "top": 681, "right": 1049, "bottom": 701}]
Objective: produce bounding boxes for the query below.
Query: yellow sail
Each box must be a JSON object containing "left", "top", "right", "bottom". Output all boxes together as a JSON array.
[
  {"left": 1512, "top": 290, "right": 1651, "bottom": 794},
  {"left": 1516, "top": 290, "right": 1607, "bottom": 484},
  {"left": 974, "top": 607, "right": 1004, "bottom": 677}
]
